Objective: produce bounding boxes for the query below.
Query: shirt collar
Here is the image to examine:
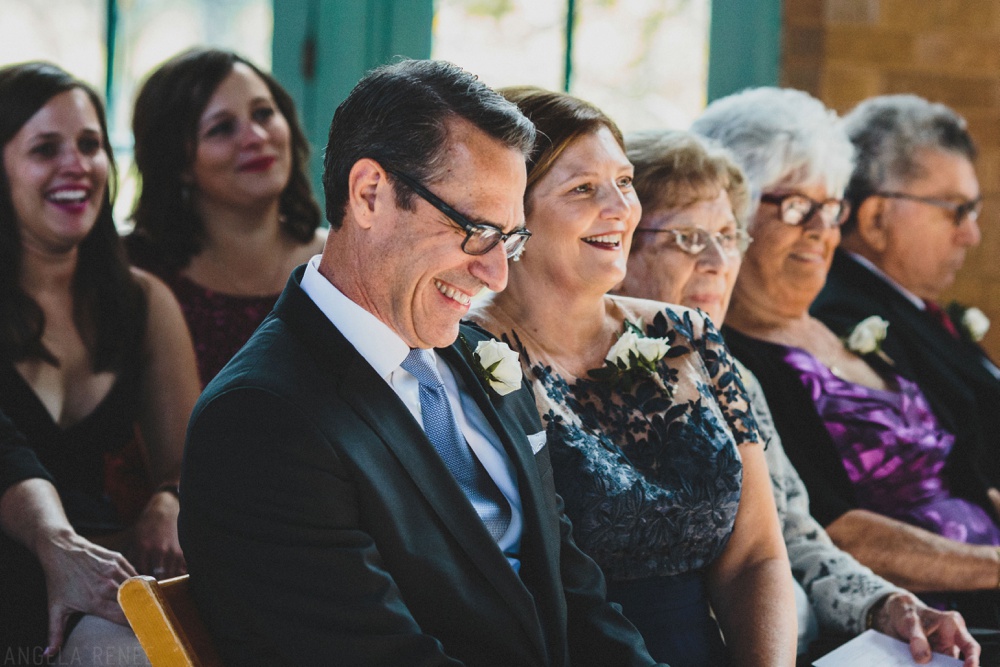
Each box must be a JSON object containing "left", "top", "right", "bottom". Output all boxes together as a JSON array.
[
  {"left": 845, "top": 250, "right": 926, "bottom": 311},
  {"left": 300, "top": 255, "right": 411, "bottom": 379}
]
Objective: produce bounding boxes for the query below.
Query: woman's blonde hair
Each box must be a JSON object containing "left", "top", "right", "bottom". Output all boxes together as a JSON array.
[{"left": 625, "top": 130, "right": 749, "bottom": 251}]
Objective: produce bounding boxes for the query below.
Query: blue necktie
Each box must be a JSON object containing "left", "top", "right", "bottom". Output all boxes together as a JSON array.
[{"left": 401, "top": 348, "right": 511, "bottom": 541}]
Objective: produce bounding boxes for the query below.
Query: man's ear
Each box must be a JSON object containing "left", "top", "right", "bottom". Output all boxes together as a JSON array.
[
  {"left": 346, "top": 158, "right": 388, "bottom": 230},
  {"left": 853, "top": 195, "right": 890, "bottom": 253}
]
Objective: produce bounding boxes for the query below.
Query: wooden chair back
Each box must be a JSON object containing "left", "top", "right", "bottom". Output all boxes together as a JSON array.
[{"left": 118, "top": 574, "right": 223, "bottom": 667}]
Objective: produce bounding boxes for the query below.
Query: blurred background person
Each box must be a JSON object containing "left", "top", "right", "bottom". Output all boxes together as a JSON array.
[
  {"left": 692, "top": 86, "right": 1000, "bottom": 630},
  {"left": 469, "top": 86, "right": 796, "bottom": 667},
  {"left": 617, "top": 127, "right": 980, "bottom": 666},
  {"left": 812, "top": 95, "right": 1000, "bottom": 494},
  {"left": 126, "top": 47, "right": 324, "bottom": 386},
  {"left": 0, "top": 61, "right": 198, "bottom": 658}
]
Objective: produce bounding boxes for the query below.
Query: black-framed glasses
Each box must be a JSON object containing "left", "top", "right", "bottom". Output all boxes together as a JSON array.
[
  {"left": 635, "top": 227, "right": 752, "bottom": 256},
  {"left": 387, "top": 169, "right": 531, "bottom": 259},
  {"left": 760, "top": 192, "right": 850, "bottom": 228},
  {"left": 875, "top": 191, "right": 983, "bottom": 226}
]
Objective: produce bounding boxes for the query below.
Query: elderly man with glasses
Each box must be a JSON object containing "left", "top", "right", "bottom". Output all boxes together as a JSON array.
[
  {"left": 178, "top": 59, "right": 664, "bottom": 667},
  {"left": 813, "top": 95, "right": 1000, "bottom": 507}
]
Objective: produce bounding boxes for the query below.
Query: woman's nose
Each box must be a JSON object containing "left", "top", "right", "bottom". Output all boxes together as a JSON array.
[
  {"left": 241, "top": 120, "right": 268, "bottom": 146},
  {"left": 696, "top": 237, "right": 729, "bottom": 272},
  {"left": 59, "top": 145, "right": 90, "bottom": 174},
  {"left": 602, "top": 184, "right": 635, "bottom": 219}
]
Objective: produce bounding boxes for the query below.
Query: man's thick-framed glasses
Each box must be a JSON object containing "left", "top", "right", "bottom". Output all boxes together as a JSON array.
[
  {"left": 875, "top": 191, "right": 983, "bottom": 226},
  {"left": 635, "top": 227, "right": 752, "bottom": 256},
  {"left": 760, "top": 192, "right": 850, "bottom": 228},
  {"left": 387, "top": 169, "right": 531, "bottom": 259}
]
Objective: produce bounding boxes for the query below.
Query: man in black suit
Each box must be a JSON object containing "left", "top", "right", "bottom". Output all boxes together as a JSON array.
[
  {"left": 179, "top": 59, "right": 662, "bottom": 666},
  {"left": 813, "top": 94, "right": 1000, "bottom": 491}
]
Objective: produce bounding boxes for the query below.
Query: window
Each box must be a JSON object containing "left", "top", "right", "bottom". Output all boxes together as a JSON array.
[
  {"left": 432, "top": 0, "right": 567, "bottom": 93},
  {"left": 432, "top": 0, "right": 710, "bottom": 132},
  {"left": 0, "top": 0, "right": 106, "bottom": 88}
]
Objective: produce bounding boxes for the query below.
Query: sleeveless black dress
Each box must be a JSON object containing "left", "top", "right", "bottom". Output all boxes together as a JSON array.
[{"left": 0, "top": 358, "right": 142, "bottom": 651}]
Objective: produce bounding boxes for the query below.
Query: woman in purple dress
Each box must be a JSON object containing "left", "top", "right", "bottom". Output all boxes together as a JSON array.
[
  {"left": 691, "top": 86, "right": 1000, "bottom": 628},
  {"left": 125, "top": 48, "right": 325, "bottom": 385}
]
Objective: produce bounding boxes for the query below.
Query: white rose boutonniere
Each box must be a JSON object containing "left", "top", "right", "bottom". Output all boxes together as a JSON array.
[
  {"left": 606, "top": 330, "right": 670, "bottom": 373},
  {"left": 471, "top": 339, "right": 522, "bottom": 396},
  {"left": 961, "top": 306, "right": 990, "bottom": 342},
  {"left": 947, "top": 302, "right": 990, "bottom": 343},
  {"left": 843, "top": 315, "right": 889, "bottom": 355},
  {"left": 591, "top": 320, "right": 670, "bottom": 390}
]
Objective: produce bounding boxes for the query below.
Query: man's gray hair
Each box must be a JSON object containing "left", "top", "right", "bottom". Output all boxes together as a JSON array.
[
  {"left": 840, "top": 94, "right": 976, "bottom": 233},
  {"left": 690, "top": 87, "right": 855, "bottom": 209}
]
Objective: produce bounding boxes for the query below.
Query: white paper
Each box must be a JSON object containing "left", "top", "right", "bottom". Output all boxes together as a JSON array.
[{"left": 813, "top": 629, "right": 963, "bottom": 667}]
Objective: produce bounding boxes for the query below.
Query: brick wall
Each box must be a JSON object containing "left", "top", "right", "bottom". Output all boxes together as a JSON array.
[{"left": 783, "top": 0, "right": 1000, "bottom": 356}]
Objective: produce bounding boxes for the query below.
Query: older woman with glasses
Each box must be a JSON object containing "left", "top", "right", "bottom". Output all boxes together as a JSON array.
[
  {"left": 692, "top": 86, "right": 1000, "bottom": 631},
  {"left": 617, "top": 128, "right": 982, "bottom": 665}
]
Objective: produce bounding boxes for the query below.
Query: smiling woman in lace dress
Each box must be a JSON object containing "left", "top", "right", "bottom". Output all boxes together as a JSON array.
[{"left": 467, "top": 86, "right": 796, "bottom": 667}]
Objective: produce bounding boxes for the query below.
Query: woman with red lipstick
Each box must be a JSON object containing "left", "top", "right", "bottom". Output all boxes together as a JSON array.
[
  {"left": 467, "top": 87, "right": 796, "bottom": 666},
  {"left": 0, "top": 62, "right": 199, "bottom": 657},
  {"left": 126, "top": 48, "right": 324, "bottom": 385},
  {"left": 693, "top": 87, "right": 1000, "bottom": 632}
]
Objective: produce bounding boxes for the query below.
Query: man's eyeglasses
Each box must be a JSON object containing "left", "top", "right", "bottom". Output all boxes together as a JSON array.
[
  {"left": 760, "top": 193, "right": 850, "bottom": 228},
  {"left": 635, "top": 227, "right": 752, "bottom": 256},
  {"left": 874, "top": 191, "right": 983, "bottom": 227},
  {"left": 387, "top": 169, "right": 531, "bottom": 259}
]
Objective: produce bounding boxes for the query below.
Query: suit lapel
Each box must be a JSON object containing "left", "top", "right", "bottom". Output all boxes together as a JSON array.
[
  {"left": 832, "top": 250, "right": 995, "bottom": 382},
  {"left": 439, "top": 342, "right": 558, "bottom": 571},
  {"left": 437, "top": 342, "right": 552, "bottom": 657},
  {"left": 847, "top": 255, "right": 998, "bottom": 388}
]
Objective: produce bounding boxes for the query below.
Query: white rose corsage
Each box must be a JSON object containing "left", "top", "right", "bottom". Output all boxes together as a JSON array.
[
  {"left": 589, "top": 320, "right": 670, "bottom": 391},
  {"left": 464, "top": 337, "right": 522, "bottom": 396},
  {"left": 843, "top": 315, "right": 889, "bottom": 355},
  {"left": 948, "top": 302, "right": 990, "bottom": 342}
]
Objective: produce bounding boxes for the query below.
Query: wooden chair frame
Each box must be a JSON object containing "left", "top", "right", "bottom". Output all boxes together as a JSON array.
[{"left": 118, "top": 575, "right": 223, "bottom": 667}]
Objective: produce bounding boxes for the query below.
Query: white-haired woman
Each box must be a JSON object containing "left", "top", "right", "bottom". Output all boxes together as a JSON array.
[{"left": 692, "top": 87, "right": 1000, "bottom": 631}]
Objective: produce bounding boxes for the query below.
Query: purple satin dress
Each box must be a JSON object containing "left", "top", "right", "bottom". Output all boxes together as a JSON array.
[{"left": 783, "top": 346, "right": 1000, "bottom": 546}]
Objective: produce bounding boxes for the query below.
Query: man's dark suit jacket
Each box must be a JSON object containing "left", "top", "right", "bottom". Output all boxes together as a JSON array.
[
  {"left": 178, "top": 268, "right": 660, "bottom": 667},
  {"left": 812, "top": 248, "right": 1000, "bottom": 491}
]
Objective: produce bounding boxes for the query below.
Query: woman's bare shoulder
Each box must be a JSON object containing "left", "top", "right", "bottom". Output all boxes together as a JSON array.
[{"left": 128, "top": 266, "right": 184, "bottom": 320}]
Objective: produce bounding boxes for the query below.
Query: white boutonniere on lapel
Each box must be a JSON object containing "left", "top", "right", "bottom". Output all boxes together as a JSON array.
[
  {"left": 461, "top": 336, "right": 522, "bottom": 396},
  {"left": 843, "top": 316, "right": 889, "bottom": 355},
  {"left": 947, "top": 302, "right": 990, "bottom": 342},
  {"left": 589, "top": 320, "right": 670, "bottom": 391}
]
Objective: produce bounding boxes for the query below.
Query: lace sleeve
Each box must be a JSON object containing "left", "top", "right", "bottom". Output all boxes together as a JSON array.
[{"left": 653, "top": 307, "right": 762, "bottom": 447}]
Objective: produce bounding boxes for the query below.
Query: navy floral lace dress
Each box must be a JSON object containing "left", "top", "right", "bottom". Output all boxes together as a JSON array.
[{"left": 470, "top": 295, "right": 761, "bottom": 667}]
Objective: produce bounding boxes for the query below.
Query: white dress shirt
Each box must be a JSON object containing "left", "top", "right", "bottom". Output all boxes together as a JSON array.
[{"left": 300, "top": 256, "right": 524, "bottom": 570}]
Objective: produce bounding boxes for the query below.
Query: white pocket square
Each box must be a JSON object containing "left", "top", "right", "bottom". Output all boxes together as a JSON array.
[{"left": 527, "top": 431, "right": 546, "bottom": 454}]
